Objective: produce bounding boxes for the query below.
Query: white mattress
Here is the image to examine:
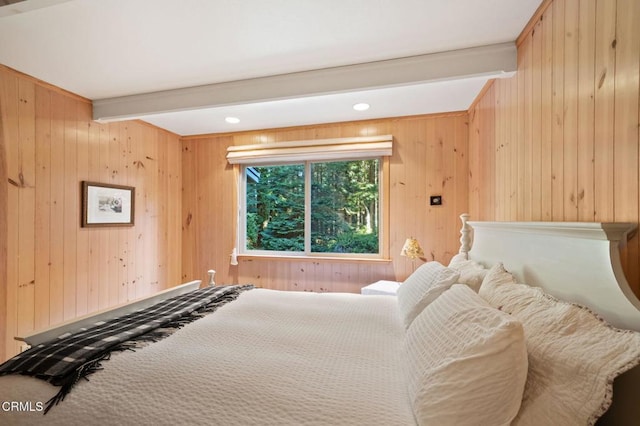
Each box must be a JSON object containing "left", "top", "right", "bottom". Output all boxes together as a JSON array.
[{"left": 0, "top": 289, "right": 414, "bottom": 425}]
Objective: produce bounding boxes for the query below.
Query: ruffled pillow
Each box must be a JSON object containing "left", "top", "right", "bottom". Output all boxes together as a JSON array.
[
  {"left": 480, "top": 266, "right": 640, "bottom": 425},
  {"left": 448, "top": 255, "right": 488, "bottom": 292}
]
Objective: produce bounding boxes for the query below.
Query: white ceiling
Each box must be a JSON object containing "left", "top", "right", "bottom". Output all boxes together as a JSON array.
[{"left": 0, "top": 0, "right": 541, "bottom": 135}]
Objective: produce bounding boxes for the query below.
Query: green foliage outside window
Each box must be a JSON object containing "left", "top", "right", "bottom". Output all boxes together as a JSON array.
[
  {"left": 245, "top": 159, "right": 379, "bottom": 254},
  {"left": 246, "top": 164, "right": 304, "bottom": 251}
]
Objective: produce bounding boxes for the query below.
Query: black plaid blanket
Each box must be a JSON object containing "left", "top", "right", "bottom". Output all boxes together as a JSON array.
[{"left": 0, "top": 284, "right": 252, "bottom": 413}]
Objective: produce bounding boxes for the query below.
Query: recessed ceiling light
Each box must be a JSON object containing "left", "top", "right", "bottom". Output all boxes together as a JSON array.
[
  {"left": 353, "top": 103, "right": 370, "bottom": 111},
  {"left": 225, "top": 116, "right": 240, "bottom": 124}
]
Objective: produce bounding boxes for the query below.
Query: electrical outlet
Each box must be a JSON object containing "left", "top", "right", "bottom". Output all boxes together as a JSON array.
[{"left": 20, "top": 343, "right": 31, "bottom": 353}]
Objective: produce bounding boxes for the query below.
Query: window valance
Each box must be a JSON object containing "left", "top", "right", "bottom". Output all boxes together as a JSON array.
[{"left": 226, "top": 135, "right": 393, "bottom": 165}]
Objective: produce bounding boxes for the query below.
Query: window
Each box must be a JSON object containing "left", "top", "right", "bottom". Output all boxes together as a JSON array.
[
  {"left": 245, "top": 163, "right": 305, "bottom": 252},
  {"left": 229, "top": 135, "right": 392, "bottom": 258},
  {"left": 242, "top": 159, "right": 382, "bottom": 256}
]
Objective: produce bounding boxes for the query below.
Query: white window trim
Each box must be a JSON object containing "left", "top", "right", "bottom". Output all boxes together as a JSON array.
[
  {"left": 237, "top": 158, "right": 387, "bottom": 259},
  {"left": 231, "top": 135, "right": 392, "bottom": 259}
]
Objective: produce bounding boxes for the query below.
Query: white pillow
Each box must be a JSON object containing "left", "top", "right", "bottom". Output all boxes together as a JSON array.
[
  {"left": 479, "top": 262, "right": 517, "bottom": 290},
  {"left": 405, "top": 284, "right": 528, "bottom": 425},
  {"left": 448, "top": 252, "right": 468, "bottom": 265},
  {"left": 396, "top": 261, "right": 459, "bottom": 329},
  {"left": 480, "top": 275, "right": 640, "bottom": 425},
  {"left": 448, "top": 256, "right": 488, "bottom": 292}
]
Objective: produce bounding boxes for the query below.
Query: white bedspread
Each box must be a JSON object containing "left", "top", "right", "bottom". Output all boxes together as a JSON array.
[{"left": 0, "top": 289, "right": 414, "bottom": 425}]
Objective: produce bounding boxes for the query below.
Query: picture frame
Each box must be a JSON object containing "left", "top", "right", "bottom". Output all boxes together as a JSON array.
[{"left": 82, "top": 181, "right": 135, "bottom": 227}]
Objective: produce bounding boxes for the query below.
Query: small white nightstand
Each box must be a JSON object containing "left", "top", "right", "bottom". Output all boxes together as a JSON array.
[{"left": 361, "top": 280, "right": 400, "bottom": 296}]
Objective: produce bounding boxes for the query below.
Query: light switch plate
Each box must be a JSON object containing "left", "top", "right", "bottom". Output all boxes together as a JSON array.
[{"left": 430, "top": 195, "right": 442, "bottom": 206}]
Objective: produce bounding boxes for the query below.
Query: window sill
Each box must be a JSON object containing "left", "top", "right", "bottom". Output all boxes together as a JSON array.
[{"left": 238, "top": 254, "right": 392, "bottom": 264}]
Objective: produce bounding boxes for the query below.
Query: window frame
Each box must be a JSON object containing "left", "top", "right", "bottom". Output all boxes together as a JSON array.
[{"left": 238, "top": 156, "right": 389, "bottom": 260}]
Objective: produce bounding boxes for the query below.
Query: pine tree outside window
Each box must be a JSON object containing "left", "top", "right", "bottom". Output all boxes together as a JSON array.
[
  {"left": 228, "top": 135, "right": 392, "bottom": 259},
  {"left": 243, "top": 159, "right": 381, "bottom": 256}
]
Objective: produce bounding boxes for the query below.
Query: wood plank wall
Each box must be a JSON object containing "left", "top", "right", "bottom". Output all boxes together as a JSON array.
[
  {"left": 0, "top": 93, "right": 7, "bottom": 363},
  {"left": 182, "top": 113, "right": 469, "bottom": 292},
  {"left": 0, "top": 65, "right": 183, "bottom": 361},
  {"left": 469, "top": 0, "right": 640, "bottom": 293}
]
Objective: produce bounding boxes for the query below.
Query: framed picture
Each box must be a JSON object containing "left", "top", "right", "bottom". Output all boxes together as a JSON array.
[{"left": 82, "top": 181, "right": 135, "bottom": 227}]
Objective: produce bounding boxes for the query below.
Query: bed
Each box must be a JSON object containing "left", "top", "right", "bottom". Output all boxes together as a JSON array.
[{"left": 1, "top": 215, "right": 639, "bottom": 425}]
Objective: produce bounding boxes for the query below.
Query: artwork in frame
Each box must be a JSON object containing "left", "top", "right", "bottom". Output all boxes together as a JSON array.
[{"left": 82, "top": 181, "right": 135, "bottom": 227}]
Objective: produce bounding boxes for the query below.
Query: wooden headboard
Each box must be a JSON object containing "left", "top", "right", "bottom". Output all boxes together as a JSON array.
[{"left": 458, "top": 214, "right": 640, "bottom": 332}]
